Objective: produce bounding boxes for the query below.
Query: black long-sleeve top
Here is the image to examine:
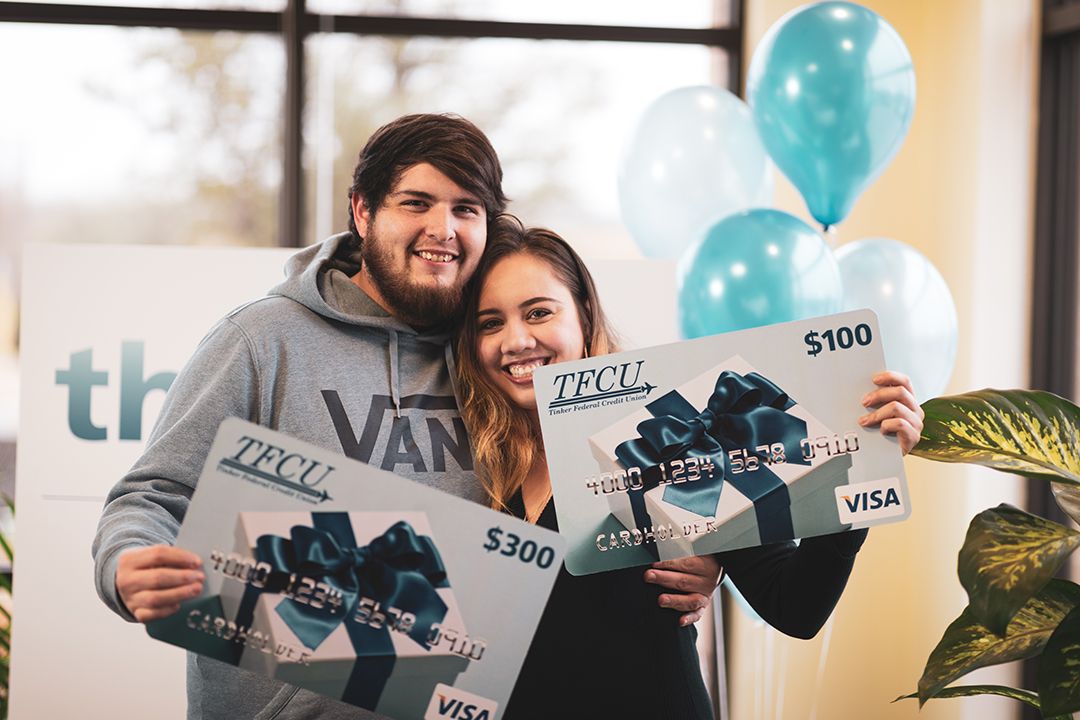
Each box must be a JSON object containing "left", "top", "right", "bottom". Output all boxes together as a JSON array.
[{"left": 503, "top": 493, "right": 868, "bottom": 719}]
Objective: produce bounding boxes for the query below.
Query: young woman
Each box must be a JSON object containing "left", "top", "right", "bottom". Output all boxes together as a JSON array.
[{"left": 456, "top": 215, "right": 923, "bottom": 718}]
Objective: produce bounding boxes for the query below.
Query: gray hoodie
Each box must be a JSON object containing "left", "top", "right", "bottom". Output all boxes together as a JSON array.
[{"left": 92, "top": 233, "right": 484, "bottom": 719}]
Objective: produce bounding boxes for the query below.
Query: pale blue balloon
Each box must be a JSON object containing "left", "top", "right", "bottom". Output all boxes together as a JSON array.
[
  {"left": 619, "top": 86, "right": 774, "bottom": 259},
  {"left": 748, "top": 2, "right": 915, "bottom": 228},
  {"left": 678, "top": 209, "right": 842, "bottom": 338},
  {"left": 835, "top": 238, "right": 957, "bottom": 400}
]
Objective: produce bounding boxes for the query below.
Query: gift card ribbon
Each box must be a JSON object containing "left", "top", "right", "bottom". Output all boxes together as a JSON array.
[
  {"left": 236, "top": 514, "right": 450, "bottom": 706},
  {"left": 614, "top": 371, "right": 808, "bottom": 544}
]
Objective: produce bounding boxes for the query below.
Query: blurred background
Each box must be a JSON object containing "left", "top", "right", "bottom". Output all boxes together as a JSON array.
[{"left": 1, "top": 0, "right": 1077, "bottom": 718}]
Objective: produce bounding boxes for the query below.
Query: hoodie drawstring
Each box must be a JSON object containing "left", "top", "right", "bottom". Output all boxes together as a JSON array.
[
  {"left": 388, "top": 329, "right": 401, "bottom": 418},
  {"left": 445, "top": 342, "right": 464, "bottom": 409}
]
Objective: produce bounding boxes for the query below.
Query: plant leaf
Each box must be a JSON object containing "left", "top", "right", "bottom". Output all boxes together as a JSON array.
[
  {"left": 912, "top": 390, "right": 1080, "bottom": 484},
  {"left": 1038, "top": 603, "right": 1080, "bottom": 715},
  {"left": 918, "top": 579, "right": 1080, "bottom": 704},
  {"left": 1052, "top": 482, "right": 1080, "bottom": 526},
  {"left": 894, "top": 684, "right": 1041, "bottom": 708},
  {"left": 0, "top": 533, "right": 13, "bottom": 565},
  {"left": 958, "top": 504, "right": 1080, "bottom": 635}
]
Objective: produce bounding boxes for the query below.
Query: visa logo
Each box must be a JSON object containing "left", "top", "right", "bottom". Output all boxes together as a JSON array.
[
  {"left": 424, "top": 684, "right": 498, "bottom": 720},
  {"left": 434, "top": 696, "right": 490, "bottom": 720},
  {"left": 840, "top": 488, "right": 901, "bottom": 512},
  {"left": 834, "top": 477, "right": 907, "bottom": 524}
]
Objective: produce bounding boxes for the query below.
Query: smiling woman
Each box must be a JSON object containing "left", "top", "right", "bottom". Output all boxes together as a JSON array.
[
  {"left": 454, "top": 216, "right": 720, "bottom": 717},
  {"left": 456, "top": 216, "right": 618, "bottom": 503},
  {"left": 474, "top": 253, "right": 587, "bottom": 410}
]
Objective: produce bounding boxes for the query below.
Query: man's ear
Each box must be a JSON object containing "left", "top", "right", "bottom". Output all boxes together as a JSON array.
[{"left": 350, "top": 194, "right": 372, "bottom": 237}]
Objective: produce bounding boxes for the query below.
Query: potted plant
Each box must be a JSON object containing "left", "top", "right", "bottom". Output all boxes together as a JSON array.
[{"left": 896, "top": 389, "right": 1080, "bottom": 719}]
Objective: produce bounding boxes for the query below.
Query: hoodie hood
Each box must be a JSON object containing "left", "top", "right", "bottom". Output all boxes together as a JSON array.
[
  {"left": 270, "top": 231, "right": 450, "bottom": 338},
  {"left": 267, "top": 232, "right": 463, "bottom": 417}
]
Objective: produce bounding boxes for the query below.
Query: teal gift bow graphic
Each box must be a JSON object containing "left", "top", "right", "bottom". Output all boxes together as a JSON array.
[
  {"left": 614, "top": 371, "right": 809, "bottom": 544},
  {"left": 234, "top": 514, "right": 451, "bottom": 707}
]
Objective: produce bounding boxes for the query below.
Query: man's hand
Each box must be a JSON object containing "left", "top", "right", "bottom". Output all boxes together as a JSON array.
[
  {"left": 643, "top": 554, "right": 723, "bottom": 627},
  {"left": 859, "top": 371, "right": 925, "bottom": 455},
  {"left": 116, "top": 545, "right": 204, "bottom": 623}
]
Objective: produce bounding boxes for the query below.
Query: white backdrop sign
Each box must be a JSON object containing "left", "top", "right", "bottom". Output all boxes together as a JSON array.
[{"left": 14, "top": 243, "right": 676, "bottom": 719}]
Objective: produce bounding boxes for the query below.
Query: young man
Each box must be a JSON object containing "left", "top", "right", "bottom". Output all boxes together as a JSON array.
[
  {"left": 92, "top": 112, "right": 724, "bottom": 719},
  {"left": 92, "top": 114, "right": 508, "bottom": 719}
]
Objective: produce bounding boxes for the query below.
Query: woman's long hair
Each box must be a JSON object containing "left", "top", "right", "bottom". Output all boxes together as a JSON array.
[{"left": 456, "top": 215, "right": 619, "bottom": 511}]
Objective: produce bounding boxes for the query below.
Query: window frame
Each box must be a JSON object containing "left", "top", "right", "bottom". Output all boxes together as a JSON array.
[
  {"left": 0, "top": 0, "right": 745, "bottom": 247},
  {"left": 1025, "top": 2, "right": 1080, "bottom": 716}
]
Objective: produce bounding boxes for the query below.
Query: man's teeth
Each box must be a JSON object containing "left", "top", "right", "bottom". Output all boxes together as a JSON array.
[
  {"left": 417, "top": 250, "right": 454, "bottom": 263},
  {"left": 508, "top": 360, "right": 545, "bottom": 378}
]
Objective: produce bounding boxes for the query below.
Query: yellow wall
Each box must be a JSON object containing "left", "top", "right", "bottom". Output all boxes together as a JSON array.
[{"left": 726, "top": 1, "right": 1041, "bottom": 718}]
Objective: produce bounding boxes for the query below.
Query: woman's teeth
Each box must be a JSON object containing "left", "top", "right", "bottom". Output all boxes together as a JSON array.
[
  {"left": 417, "top": 250, "right": 454, "bottom": 263},
  {"left": 508, "top": 360, "right": 545, "bottom": 378}
]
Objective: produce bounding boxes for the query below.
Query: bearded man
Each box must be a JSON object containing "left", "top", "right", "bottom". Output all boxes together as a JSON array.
[{"left": 92, "top": 114, "right": 508, "bottom": 720}]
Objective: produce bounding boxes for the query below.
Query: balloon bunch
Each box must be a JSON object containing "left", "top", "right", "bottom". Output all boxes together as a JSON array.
[{"left": 618, "top": 2, "right": 955, "bottom": 399}]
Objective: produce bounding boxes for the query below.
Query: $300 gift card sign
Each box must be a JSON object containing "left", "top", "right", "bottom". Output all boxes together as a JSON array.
[
  {"left": 533, "top": 309, "right": 910, "bottom": 576},
  {"left": 147, "top": 418, "right": 565, "bottom": 720}
]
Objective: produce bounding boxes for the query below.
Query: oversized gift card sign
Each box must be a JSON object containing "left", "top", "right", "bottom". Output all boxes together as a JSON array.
[
  {"left": 534, "top": 309, "right": 911, "bottom": 576},
  {"left": 148, "top": 417, "right": 565, "bottom": 720}
]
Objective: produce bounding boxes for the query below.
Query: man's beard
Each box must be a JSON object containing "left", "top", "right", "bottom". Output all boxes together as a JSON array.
[{"left": 360, "top": 230, "right": 465, "bottom": 328}]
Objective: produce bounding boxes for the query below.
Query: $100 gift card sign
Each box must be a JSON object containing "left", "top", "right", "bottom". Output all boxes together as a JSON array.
[
  {"left": 533, "top": 309, "right": 910, "bottom": 576},
  {"left": 147, "top": 418, "right": 565, "bottom": 720}
]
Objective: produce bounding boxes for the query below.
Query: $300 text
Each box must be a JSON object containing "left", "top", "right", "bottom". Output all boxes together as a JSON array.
[{"left": 483, "top": 529, "right": 556, "bottom": 569}]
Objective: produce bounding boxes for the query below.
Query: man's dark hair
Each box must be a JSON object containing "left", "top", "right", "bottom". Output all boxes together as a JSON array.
[{"left": 347, "top": 113, "right": 508, "bottom": 247}]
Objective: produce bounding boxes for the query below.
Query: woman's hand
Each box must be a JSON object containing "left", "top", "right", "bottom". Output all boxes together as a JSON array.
[
  {"left": 858, "top": 371, "right": 924, "bottom": 455},
  {"left": 644, "top": 555, "right": 723, "bottom": 626}
]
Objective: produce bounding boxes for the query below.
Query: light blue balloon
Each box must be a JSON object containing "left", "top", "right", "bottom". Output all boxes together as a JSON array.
[
  {"left": 835, "top": 238, "right": 957, "bottom": 400},
  {"left": 678, "top": 209, "right": 842, "bottom": 338},
  {"left": 747, "top": 2, "right": 915, "bottom": 228},
  {"left": 619, "top": 86, "right": 774, "bottom": 259}
]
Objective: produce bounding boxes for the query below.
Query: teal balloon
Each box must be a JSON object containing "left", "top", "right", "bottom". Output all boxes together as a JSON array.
[
  {"left": 748, "top": 2, "right": 915, "bottom": 228},
  {"left": 836, "top": 238, "right": 957, "bottom": 400},
  {"left": 678, "top": 209, "right": 842, "bottom": 338},
  {"left": 618, "top": 86, "right": 774, "bottom": 259}
]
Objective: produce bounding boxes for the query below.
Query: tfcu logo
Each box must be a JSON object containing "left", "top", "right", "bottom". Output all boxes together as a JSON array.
[
  {"left": 835, "top": 478, "right": 906, "bottom": 524},
  {"left": 55, "top": 341, "right": 176, "bottom": 441},
  {"left": 424, "top": 684, "right": 497, "bottom": 720},
  {"left": 548, "top": 359, "right": 655, "bottom": 411},
  {"left": 220, "top": 434, "right": 335, "bottom": 503}
]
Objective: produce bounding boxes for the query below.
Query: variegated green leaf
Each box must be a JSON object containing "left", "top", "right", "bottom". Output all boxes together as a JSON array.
[
  {"left": 912, "top": 390, "right": 1080, "bottom": 484},
  {"left": 959, "top": 504, "right": 1080, "bottom": 636},
  {"left": 1038, "top": 603, "right": 1080, "bottom": 715},
  {"left": 895, "top": 684, "right": 1041, "bottom": 708},
  {"left": 918, "top": 579, "right": 1080, "bottom": 704}
]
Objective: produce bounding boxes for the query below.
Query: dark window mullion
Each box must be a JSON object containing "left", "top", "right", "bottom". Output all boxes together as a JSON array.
[
  {"left": 0, "top": 2, "right": 280, "bottom": 31},
  {"left": 280, "top": 0, "right": 304, "bottom": 247},
  {"left": 306, "top": 14, "right": 737, "bottom": 47},
  {"left": 0, "top": 3, "right": 739, "bottom": 47}
]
